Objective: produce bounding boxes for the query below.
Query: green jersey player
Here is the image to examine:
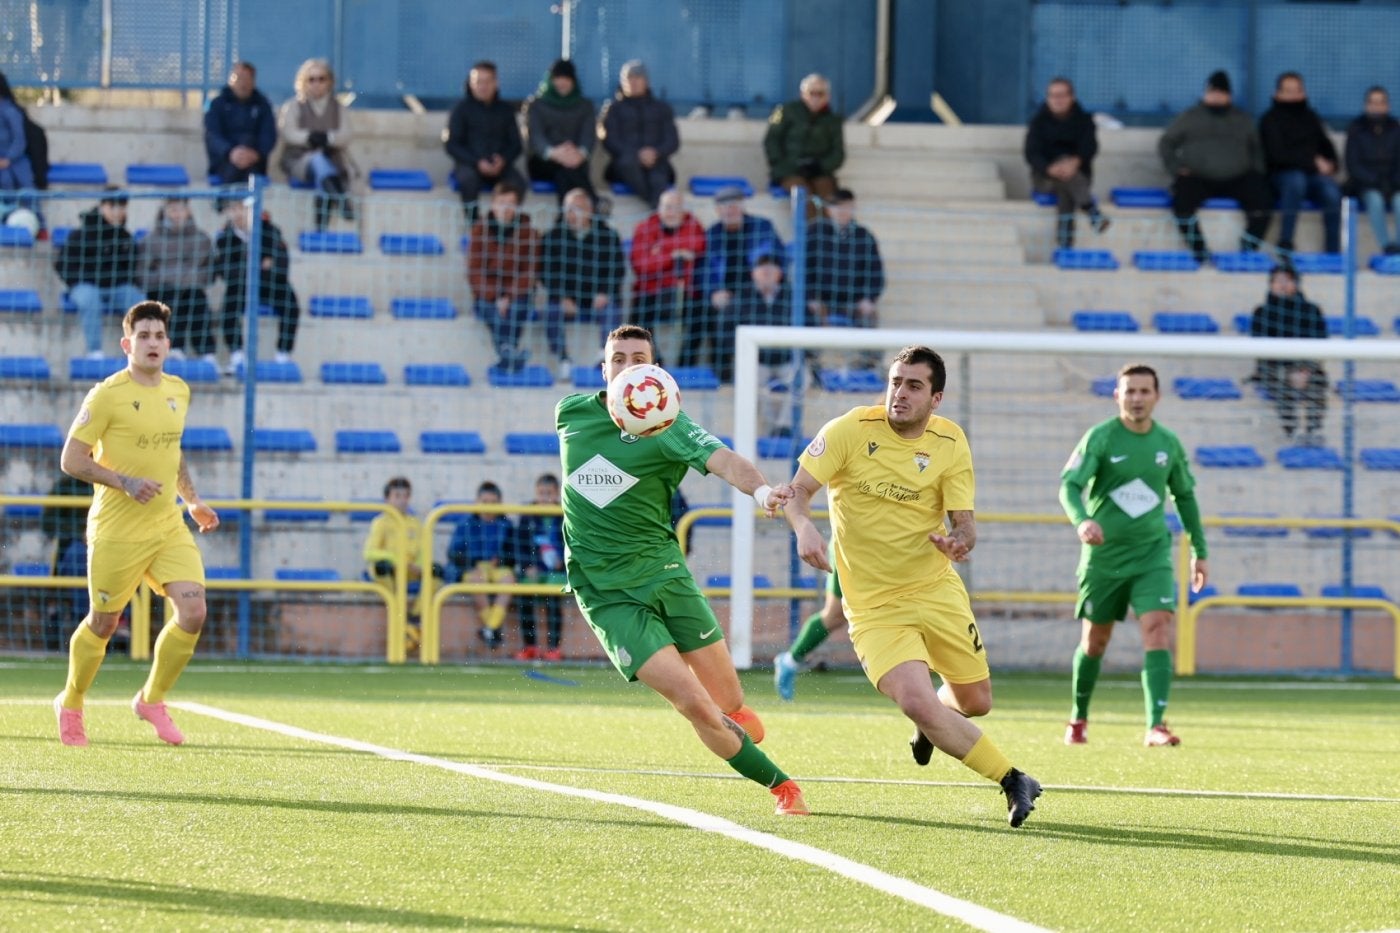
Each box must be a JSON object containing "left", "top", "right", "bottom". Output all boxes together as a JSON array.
[
  {"left": 556, "top": 324, "right": 808, "bottom": 816},
  {"left": 1059, "top": 363, "right": 1209, "bottom": 747}
]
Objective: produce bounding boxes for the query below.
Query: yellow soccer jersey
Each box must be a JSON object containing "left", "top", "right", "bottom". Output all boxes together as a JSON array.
[
  {"left": 68, "top": 370, "right": 190, "bottom": 542},
  {"left": 363, "top": 510, "right": 424, "bottom": 573},
  {"left": 798, "top": 405, "right": 975, "bottom": 612}
]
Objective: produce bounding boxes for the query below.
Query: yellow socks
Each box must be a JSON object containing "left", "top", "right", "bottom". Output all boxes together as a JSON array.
[
  {"left": 61, "top": 623, "right": 110, "bottom": 709},
  {"left": 141, "top": 624, "right": 200, "bottom": 703},
  {"left": 960, "top": 733, "right": 1015, "bottom": 783}
]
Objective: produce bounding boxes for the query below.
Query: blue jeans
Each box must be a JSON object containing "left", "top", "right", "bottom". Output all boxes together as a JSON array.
[
  {"left": 1272, "top": 170, "right": 1342, "bottom": 252},
  {"left": 475, "top": 297, "right": 533, "bottom": 368},
  {"left": 69, "top": 283, "right": 147, "bottom": 353},
  {"left": 307, "top": 150, "right": 339, "bottom": 187},
  {"left": 1360, "top": 189, "right": 1400, "bottom": 249}
]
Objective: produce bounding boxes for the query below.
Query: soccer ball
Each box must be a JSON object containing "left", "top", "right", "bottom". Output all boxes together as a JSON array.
[{"left": 607, "top": 363, "right": 681, "bottom": 436}]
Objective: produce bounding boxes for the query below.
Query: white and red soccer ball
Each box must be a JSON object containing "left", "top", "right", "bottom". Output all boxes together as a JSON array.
[{"left": 607, "top": 363, "right": 681, "bottom": 436}]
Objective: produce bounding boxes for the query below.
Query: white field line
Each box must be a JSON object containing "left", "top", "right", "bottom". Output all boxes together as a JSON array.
[{"left": 173, "top": 700, "right": 1051, "bottom": 933}]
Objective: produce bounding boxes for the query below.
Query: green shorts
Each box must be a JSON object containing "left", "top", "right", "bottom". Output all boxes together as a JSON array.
[
  {"left": 1075, "top": 566, "right": 1177, "bottom": 624},
  {"left": 571, "top": 574, "right": 724, "bottom": 681}
]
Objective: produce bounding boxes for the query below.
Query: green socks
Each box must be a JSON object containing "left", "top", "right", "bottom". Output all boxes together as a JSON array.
[
  {"left": 725, "top": 735, "right": 790, "bottom": 789},
  {"left": 1070, "top": 645, "right": 1102, "bottom": 721},
  {"left": 789, "top": 613, "right": 830, "bottom": 663},
  {"left": 1143, "top": 649, "right": 1172, "bottom": 727}
]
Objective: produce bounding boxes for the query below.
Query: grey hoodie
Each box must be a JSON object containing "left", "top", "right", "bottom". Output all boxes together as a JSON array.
[
  {"left": 138, "top": 207, "right": 214, "bottom": 290},
  {"left": 1158, "top": 102, "right": 1265, "bottom": 180}
]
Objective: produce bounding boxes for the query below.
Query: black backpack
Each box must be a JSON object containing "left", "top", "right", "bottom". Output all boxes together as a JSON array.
[{"left": 22, "top": 111, "right": 49, "bottom": 189}]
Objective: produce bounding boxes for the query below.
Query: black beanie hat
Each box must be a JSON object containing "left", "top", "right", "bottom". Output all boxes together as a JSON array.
[
  {"left": 550, "top": 58, "right": 577, "bottom": 81},
  {"left": 1207, "top": 70, "right": 1232, "bottom": 94}
]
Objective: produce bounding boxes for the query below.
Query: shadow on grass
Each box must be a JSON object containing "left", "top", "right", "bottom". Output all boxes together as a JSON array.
[{"left": 0, "top": 870, "right": 608, "bottom": 931}]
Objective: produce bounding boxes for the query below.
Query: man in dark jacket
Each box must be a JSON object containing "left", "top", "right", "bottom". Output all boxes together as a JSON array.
[
  {"left": 723, "top": 255, "right": 798, "bottom": 434},
  {"left": 1344, "top": 85, "right": 1400, "bottom": 255},
  {"left": 1158, "top": 70, "right": 1273, "bottom": 263},
  {"left": 444, "top": 61, "right": 526, "bottom": 221},
  {"left": 539, "top": 188, "right": 626, "bottom": 381},
  {"left": 524, "top": 59, "right": 596, "bottom": 203},
  {"left": 1259, "top": 72, "right": 1342, "bottom": 254},
  {"left": 1024, "top": 77, "right": 1110, "bottom": 248},
  {"left": 204, "top": 62, "right": 276, "bottom": 184},
  {"left": 54, "top": 189, "right": 145, "bottom": 358},
  {"left": 764, "top": 73, "right": 844, "bottom": 214},
  {"left": 212, "top": 198, "right": 300, "bottom": 373},
  {"left": 694, "top": 185, "right": 783, "bottom": 374},
  {"left": 600, "top": 60, "right": 679, "bottom": 209},
  {"left": 805, "top": 189, "right": 885, "bottom": 329},
  {"left": 1249, "top": 265, "right": 1328, "bottom": 445}
]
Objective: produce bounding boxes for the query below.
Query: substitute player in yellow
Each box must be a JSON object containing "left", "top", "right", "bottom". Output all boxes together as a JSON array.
[
  {"left": 781, "top": 345, "right": 1042, "bottom": 827},
  {"left": 54, "top": 300, "right": 219, "bottom": 747}
]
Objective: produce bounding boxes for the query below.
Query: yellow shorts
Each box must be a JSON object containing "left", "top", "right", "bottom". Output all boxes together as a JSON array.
[
  {"left": 88, "top": 526, "right": 205, "bottom": 614},
  {"left": 471, "top": 562, "right": 514, "bottom": 584},
  {"left": 848, "top": 571, "right": 989, "bottom": 690}
]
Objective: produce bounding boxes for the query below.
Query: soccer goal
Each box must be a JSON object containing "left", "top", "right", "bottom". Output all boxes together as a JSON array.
[{"left": 725, "top": 325, "right": 1400, "bottom": 675}]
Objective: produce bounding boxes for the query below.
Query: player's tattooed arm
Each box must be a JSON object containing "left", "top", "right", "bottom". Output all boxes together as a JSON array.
[
  {"left": 60, "top": 436, "right": 161, "bottom": 503},
  {"left": 930, "top": 510, "right": 977, "bottom": 562},
  {"left": 176, "top": 454, "right": 198, "bottom": 502}
]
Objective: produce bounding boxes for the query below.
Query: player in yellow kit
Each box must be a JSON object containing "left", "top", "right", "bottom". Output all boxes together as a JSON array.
[
  {"left": 363, "top": 475, "right": 442, "bottom": 653},
  {"left": 54, "top": 301, "right": 220, "bottom": 747},
  {"left": 781, "top": 345, "right": 1041, "bottom": 827}
]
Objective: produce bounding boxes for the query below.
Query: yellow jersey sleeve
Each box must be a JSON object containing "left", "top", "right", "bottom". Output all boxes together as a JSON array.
[{"left": 797, "top": 407, "right": 863, "bottom": 487}]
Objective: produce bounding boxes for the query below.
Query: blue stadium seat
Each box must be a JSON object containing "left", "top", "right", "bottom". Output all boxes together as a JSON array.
[
  {"left": 126, "top": 164, "right": 190, "bottom": 186},
  {"left": 0, "top": 356, "right": 50, "bottom": 380},
  {"left": 47, "top": 162, "right": 108, "bottom": 185},
  {"left": 1031, "top": 191, "right": 1057, "bottom": 207},
  {"left": 505, "top": 432, "right": 560, "bottom": 456},
  {"left": 1072, "top": 311, "right": 1138, "bottom": 332},
  {"left": 1154, "top": 312, "right": 1219, "bottom": 334},
  {"left": 298, "top": 231, "right": 363, "bottom": 254},
  {"left": 61, "top": 292, "right": 127, "bottom": 317},
  {"left": 0, "top": 226, "right": 34, "bottom": 248},
  {"left": 611, "top": 181, "right": 636, "bottom": 196},
  {"left": 1211, "top": 251, "right": 1274, "bottom": 273},
  {"left": 1090, "top": 377, "right": 1116, "bottom": 397},
  {"left": 205, "top": 566, "right": 246, "bottom": 580},
  {"left": 421, "top": 431, "right": 486, "bottom": 454},
  {"left": 1221, "top": 514, "right": 1288, "bottom": 538},
  {"left": 0, "top": 289, "right": 43, "bottom": 313},
  {"left": 288, "top": 175, "right": 314, "bottom": 190},
  {"left": 770, "top": 184, "right": 788, "bottom": 198},
  {"left": 12, "top": 562, "right": 50, "bottom": 576},
  {"left": 573, "top": 366, "right": 606, "bottom": 389},
  {"left": 404, "top": 363, "right": 470, "bottom": 386},
  {"left": 1110, "top": 187, "right": 1171, "bottom": 208},
  {"left": 391, "top": 297, "right": 457, "bottom": 320},
  {"left": 51, "top": 227, "right": 72, "bottom": 247},
  {"left": 1053, "top": 249, "right": 1119, "bottom": 271},
  {"left": 1325, "top": 316, "right": 1380, "bottom": 337},
  {"left": 1302, "top": 520, "right": 1373, "bottom": 540},
  {"left": 672, "top": 366, "right": 720, "bottom": 390},
  {"left": 1203, "top": 197, "right": 1241, "bottom": 209},
  {"left": 1290, "top": 252, "right": 1344, "bottom": 275},
  {"left": 0, "top": 424, "right": 65, "bottom": 448},
  {"left": 705, "top": 574, "right": 773, "bottom": 589},
  {"left": 1163, "top": 512, "right": 1183, "bottom": 533},
  {"left": 1321, "top": 584, "right": 1390, "bottom": 600},
  {"left": 1337, "top": 379, "right": 1400, "bottom": 402},
  {"left": 1237, "top": 583, "right": 1303, "bottom": 598},
  {"left": 252, "top": 428, "right": 316, "bottom": 453},
  {"left": 688, "top": 176, "right": 754, "bottom": 198},
  {"left": 69, "top": 357, "right": 126, "bottom": 381},
  {"left": 819, "top": 369, "right": 885, "bottom": 393},
  {"left": 685, "top": 503, "right": 731, "bottom": 528},
  {"left": 368, "top": 168, "right": 433, "bottom": 191},
  {"left": 1196, "top": 445, "right": 1265, "bottom": 468},
  {"left": 1368, "top": 254, "right": 1400, "bottom": 274},
  {"left": 274, "top": 567, "right": 341, "bottom": 581},
  {"left": 1133, "top": 251, "right": 1201, "bottom": 272},
  {"left": 238, "top": 360, "right": 302, "bottom": 383},
  {"left": 3, "top": 503, "right": 43, "bottom": 519},
  {"left": 1173, "top": 377, "right": 1240, "bottom": 400},
  {"left": 309, "top": 295, "right": 374, "bottom": 319},
  {"left": 347, "top": 501, "right": 383, "bottom": 522},
  {"left": 530, "top": 180, "right": 558, "bottom": 195},
  {"left": 1360, "top": 448, "right": 1400, "bottom": 470},
  {"left": 321, "top": 362, "right": 387, "bottom": 385},
  {"left": 182, "top": 426, "right": 233, "bottom": 452},
  {"left": 379, "top": 234, "right": 445, "bottom": 256},
  {"left": 459, "top": 235, "right": 471, "bottom": 253},
  {"left": 1187, "top": 583, "right": 1219, "bottom": 605},
  {"left": 1278, "top": 447, "right": 1343, "bottom": 470},
  {"left": 164, "top": 357, "right": 219, "bottom": 383},
  {"left": 487, "top": 365, "right": 554, "bottom": 387},
  {"left": 336, "top": 430, "right": 401, "bottom": 453},
  {"left": 758, "top": 435, "right": 811, "bottom": 460}
]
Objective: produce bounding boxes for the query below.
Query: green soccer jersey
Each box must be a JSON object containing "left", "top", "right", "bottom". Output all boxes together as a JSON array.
[
  {"left": 556, "top": 391, "right": 725, "bottom": 591},
  {"left": 1059, "top": 416, "right": 1207, "bottom": 577}
]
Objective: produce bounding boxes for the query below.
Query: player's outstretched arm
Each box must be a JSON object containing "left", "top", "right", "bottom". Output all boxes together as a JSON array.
[
  {"left": 782, "top": 468, "right": 831, "bottom": 572},
  {"left": 61, "top": 436, "right": 161, "bottom": 504},
  {"left": 930, "top": 509, "right": 976, "bottom": 562},
  {"left": 177, "top": 454, "right": 219, "bottom": 533},
  {"left": 704, "top": 447, "right": 792, "bottom": 515}
]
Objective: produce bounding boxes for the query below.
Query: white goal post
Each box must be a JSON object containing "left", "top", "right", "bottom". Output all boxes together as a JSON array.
[{"left": 727, "top": 325, "right": 1400, "bottom": 670}]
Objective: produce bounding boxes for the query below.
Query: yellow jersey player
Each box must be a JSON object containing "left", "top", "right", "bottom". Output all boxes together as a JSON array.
[
  {"left": 55, "top": 300, "right": 220, "bottom": 747},
  {"left": 781, "top": 345, "right": 1042, "bottom": 827},
  {"left": 363, "top": 475, "right": 441, "bottom": 654}
]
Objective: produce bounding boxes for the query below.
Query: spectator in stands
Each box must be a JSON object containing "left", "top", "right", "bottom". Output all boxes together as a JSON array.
[
  {"left": 0, "top": 71, "right": 36, "bottom": 192},
  {"left": 1024, "top": 77, "right": 1110, "bottom": 248},
  {"left": 540, "top": 187, "right": 626, "bottom": 381},
  {"left": 40, "top": 472, "right": 92, "bottom": 653},
  {"left": 513, "top": 473, "right": 567, "bottom": 662},
  {"left": 1344, "top": 86, "right": 1400, "bottom": 256},
  {"left": 277, "top": 57, "right": 356, "bottom": 231},
  {"left": 467, "top": 181, "right": 539, "bottom": 373},
  {"left": 445, "top": 60, "right": 526, "bottom": 222},
  {"left": 1259, "top": 72, "right": 1342, "bottom": 255},
  {"left": 138, "top": 197, "right": 215, "bottom": 364},
  {"left": 695, "top": 185, "right": 783, "bottom": 374},
  {"left": 1249, "top": 265, "right": 1328, "bottom": 446},
  {"left": 447, "top": 480, "right": 517, "bottom": 651},
  {"left": 524, "top": 58, "right": 596, "bottom": 203},
  {"left": 1158, "top": 70, "right": 1272, "bottom": 263},
  {"left": 629, "top": 188, "right": 706, "bottom": 364},
  {"left": 363, "top": 476, "right": 441, "bottom": 655},
  {"left": 764, "top": 73, "right": 844, "bottom": 216},
  {"left": 600, "top": 59, "right": 678, "bottom": 209},
  {"left": 203, "top": 62, "right": 276, "bottom": 185},
  {"left": 806, "top": 188, "right": 886, "bottom": 372},
  {"left": 725, "top": 254, "right": 797, "bottom": 436},
  {"left": 212, "top": 197, "right": 300, "bottom": 372},
  {"left": 54, "top": 189, "right": 145, "bottom": 359}
]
